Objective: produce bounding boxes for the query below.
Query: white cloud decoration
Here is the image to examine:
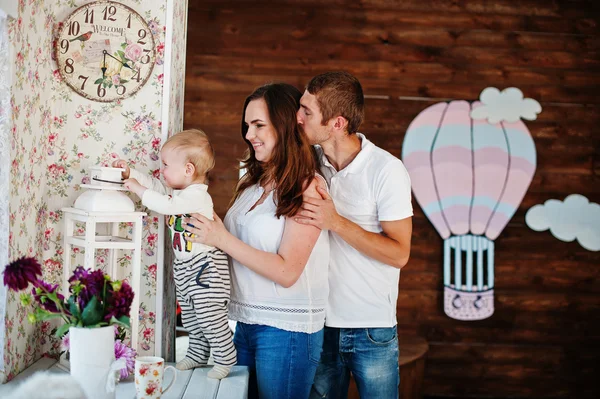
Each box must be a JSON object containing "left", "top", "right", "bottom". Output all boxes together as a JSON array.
[
  {"left": 525, "top": 194, "right": 600, "bottom": 252},
  {"left": 470, "top": 87, "right": 542, "bottom": 124}
]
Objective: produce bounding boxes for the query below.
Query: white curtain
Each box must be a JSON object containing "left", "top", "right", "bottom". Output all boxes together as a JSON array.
[{"left": 0, "top": 7, "right": 11, "bottom": 374}]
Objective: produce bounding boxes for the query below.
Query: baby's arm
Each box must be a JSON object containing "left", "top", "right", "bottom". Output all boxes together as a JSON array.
[
  {"left": 129, "top": 169, "right": 169, "bottom": 195},
  {"left": 142, "top": 185, "right": 214, "bottom": 217}
]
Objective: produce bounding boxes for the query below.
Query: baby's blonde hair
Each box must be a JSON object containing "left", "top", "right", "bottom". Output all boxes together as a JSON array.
[{"left": 162, "top": 129, "right": 215, "bottom": 178}]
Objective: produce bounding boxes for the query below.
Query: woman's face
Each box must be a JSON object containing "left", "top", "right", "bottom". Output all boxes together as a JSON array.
[{"left": 244, "top": 99, "right": 278, "bottom": 163}]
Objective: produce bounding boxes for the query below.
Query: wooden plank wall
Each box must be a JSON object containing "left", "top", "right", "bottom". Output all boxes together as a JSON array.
[{"left": 183, "top": 1, "right": 600, "bottom": 397}]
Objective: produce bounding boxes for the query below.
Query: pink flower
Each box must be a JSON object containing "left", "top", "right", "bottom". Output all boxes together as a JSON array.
[
  {"left": 53, "top": 69, "right": 62, "bottom": 82},
  {"left": 157, "top": 74, "right": 164, "bottom": 85},
  {"left": 48, "top": 133, "right": 57, "bottom": 143},
  {"left": 75, "top": 112, "right": 81, "bottom": 118},
  {"left": 77, "top": 153, "right": 84, "bottom": 159},
  {"left": 148, "top": 264, "right": 157, "bottom": 279},
  {"left": 143, "top": 328, "right": 154, "bottom": 340},
  {"left": 85, "top": 119, "right": 93, "bottom": 126},
  {"left": 151, "top": 137, "right": 161, "bottom": 150},
  {"left": 147, "top": 233, "right": 158, "bottom": 246},
  {"left": 124, "top": 43, "right": 142, "bottom": 61},
  {"left": 112, "top": 74, "right": 120, "bottom": 85},
  {"left": 152, "top": 169, "right": 160, "bottom": 179}
]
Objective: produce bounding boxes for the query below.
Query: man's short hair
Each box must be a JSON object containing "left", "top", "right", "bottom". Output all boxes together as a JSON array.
[
  {"left": 163, "top": 129, "right": 216, "bottom": 177},
  {"left": 306, "top": 71, "right": 364, "bottom": 134}
]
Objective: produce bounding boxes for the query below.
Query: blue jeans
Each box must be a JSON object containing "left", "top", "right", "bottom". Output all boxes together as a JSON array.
[
  {"left": 310, "top": 326, "right": 399, "bottom": 399},
  {"left": 234, "top": 322, "right": 324, "bottom": 399}
]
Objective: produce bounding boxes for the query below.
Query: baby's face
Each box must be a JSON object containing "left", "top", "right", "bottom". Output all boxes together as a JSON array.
[{"left": 160, "top": 148, "right": 188, "bottom": 189}]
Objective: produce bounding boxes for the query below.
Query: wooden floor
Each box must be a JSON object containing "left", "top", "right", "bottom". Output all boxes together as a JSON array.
[{"left": 0, "top": 356, "right": 249, "bottom": 399}]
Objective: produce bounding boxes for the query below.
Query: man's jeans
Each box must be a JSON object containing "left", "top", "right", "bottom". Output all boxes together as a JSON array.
[
  {"left": 234, "top": 322, "right": 324, "bottom": 399},
  {"left": 310, "top": 326, "right": 399, "bottom": 399}
]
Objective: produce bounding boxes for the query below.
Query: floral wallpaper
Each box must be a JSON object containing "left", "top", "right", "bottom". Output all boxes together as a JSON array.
[
  {"left": 3, "top": 0, "right": 187, "bottom": 381},
  {"left": 159, "top": 0, "right": 188, "bottom": 361},
  {"left": 0, "top": 9, "right": 11, "bottom": 378}
]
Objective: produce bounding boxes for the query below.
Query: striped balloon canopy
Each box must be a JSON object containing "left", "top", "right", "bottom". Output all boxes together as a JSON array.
[
  {"left": 402, "top": 100, "right": 536, "bottom": 240},
  {"left": 402, "top": 99, "right": 537, "bottom": 320}
]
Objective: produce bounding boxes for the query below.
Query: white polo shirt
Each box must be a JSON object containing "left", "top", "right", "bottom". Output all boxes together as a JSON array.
[{"left": 317, "top": 133, "right": 413, "bottom": 328}]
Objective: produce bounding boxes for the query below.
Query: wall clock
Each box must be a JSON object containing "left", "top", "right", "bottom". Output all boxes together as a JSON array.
[{"left": 55, "top": 1, "right": 156, "bottom": 102}]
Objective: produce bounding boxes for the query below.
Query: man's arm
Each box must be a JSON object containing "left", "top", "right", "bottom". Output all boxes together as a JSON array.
[{"left": 295, "top": 186, "right": 412, "bottom": 269}]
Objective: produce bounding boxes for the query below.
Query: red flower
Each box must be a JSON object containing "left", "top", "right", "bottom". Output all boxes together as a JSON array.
[{"left": 3, "top": 257, "right": 42, "bottom": 291}]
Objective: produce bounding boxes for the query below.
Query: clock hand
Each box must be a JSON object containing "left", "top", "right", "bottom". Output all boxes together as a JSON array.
[
  {"left": 101, "top": 52, "right": 107, "bottom": 79},
  {"left": 102, "top": 50, "right": 133, "bottom": 70}
]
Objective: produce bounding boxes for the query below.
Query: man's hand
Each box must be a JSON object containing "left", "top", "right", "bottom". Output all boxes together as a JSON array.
[
  {"left": 111, "top": 159, "right": 130, "bottom": 179},
  {"left": 294, "top": 186, "right": 343, "bottom": 231},
  {"left": 123, "top": 178, "right": 146, "bottom": 197}
]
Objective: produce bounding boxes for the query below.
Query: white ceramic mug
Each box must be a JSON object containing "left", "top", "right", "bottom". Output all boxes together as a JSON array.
[{"left": 134, "top": 356, "right": 177, "bottom": 399}]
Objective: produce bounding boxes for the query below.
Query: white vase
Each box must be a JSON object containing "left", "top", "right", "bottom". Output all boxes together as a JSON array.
[{"left": 69, "top": 326, "right": 118, "bottom": 399}]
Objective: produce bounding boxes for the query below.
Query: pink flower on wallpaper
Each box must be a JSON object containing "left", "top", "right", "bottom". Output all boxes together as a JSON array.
[
  {"left": 77, "top": 153, "right": 84, "bottom": 159},
  {"left": 112, "top": 74, "right": 121, "bottom": 85},
  {"left": 85, "top": 119, "right": 93, "bottom": 126},
  {"left": 152, "top": 169, "right": 160, "bottom": 179},
  {"left": 157, "top": 74, "right": 164, "bottom": 85},
  {"left": 133, "top": 120, "right": 144, "bottom": 132},
  {"left": 44, "top": 259, "right": 61, "bottom": 273},
  {"left": 151, "top": 137, "right": 161, "bottom": 150},
  {"left": 44, "top": 228, "right": 53, "bottom": 240},
  {"left": 81, "top": 176, "right": 90, "bottom": 184},
  {"left": 147, "top": 233, "right": 158, "bottom": 247},
  {"left": 48, "top": 133, "right": 57, "bottom": 144},
  {"left": 156, "top": 42, "right": 165, "bottom": 57},
  {"left": 125, "top": 43, "right": 143, "bottom": 61},
  {"left": 143, "top": 328, "right": 154, "bottom": 340},
  {"left": 72, "top": 247, "right": 80, "bottom": 254},
  {"left": 148, "top": 264, "right": 157, "bottom": 280},
  {"left": 110, "top": 152, "right": 119, "bottom": 159},
  {"left": 75, "top": 112, "right": 81, "bottom": 118},
  {"left": 52, "top": 69, "right": 62, "bottom": 82}
]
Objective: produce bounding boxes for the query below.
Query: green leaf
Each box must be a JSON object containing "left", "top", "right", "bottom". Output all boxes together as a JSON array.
[
  {"left": 81, "top": 296, "right": 103, "bottom": 326},
  {"left": 110, "top": 315, "right": 130, "bottom": 329},
  {"left": 35, "top": 312, "right": 66, "bottom": 322},
  {"left": 120, "top": 79, "right": 129, "bottom": 84},
  {"left": 94, "top": 78, "right": 103, "bottom": 84},
  {"left": 121, "top": 43, "right": 127, "bottom": 49},
  {"left": 68, "top": 296, "right": 81, "bottom": 320},
  {"left": 117, "top": 50, "right": 126, "bottom": 60},
  {"left": 55, "top": 323, "right": 72, "bottom": 338}
]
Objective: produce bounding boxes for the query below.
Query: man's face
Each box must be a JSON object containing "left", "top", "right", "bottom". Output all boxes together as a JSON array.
[{"left": 297, "top": 90, "right": 331, "bottom": 145}]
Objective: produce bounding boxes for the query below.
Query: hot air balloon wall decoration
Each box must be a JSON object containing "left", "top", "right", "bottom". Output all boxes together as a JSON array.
[{"left": 401, "top": 87, "right": 541, "bottom": 321}]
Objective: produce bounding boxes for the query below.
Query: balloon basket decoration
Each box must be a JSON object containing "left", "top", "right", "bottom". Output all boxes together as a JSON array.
[
  {"left": 443, "top": 235, "right": 494, "bottom": 320},
  {"left": 69, "top": 326, "right": 126, "bottom": 399},
  {"left": 402, "top": 87, "right": 539, "bottom": 321}
]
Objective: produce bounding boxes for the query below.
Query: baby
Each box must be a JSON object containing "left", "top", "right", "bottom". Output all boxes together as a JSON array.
[{"left": 113, "top": 129, "right": 236, "bottom": 379}]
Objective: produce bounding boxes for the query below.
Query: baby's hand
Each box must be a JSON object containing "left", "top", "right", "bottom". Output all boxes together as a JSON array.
[
  {"left": 112, "top": 159, "right": 130, "bottom": 179},
  {"left": 123, "top": 178, "right": 146, "bottom": 197}
]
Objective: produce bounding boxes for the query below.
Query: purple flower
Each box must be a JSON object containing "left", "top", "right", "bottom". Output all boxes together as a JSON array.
[
  {"left": 32, "top": 280, "right": 65, "bottom": 313},
  {"left": 3, "top": 257, "right": 42, "bottom": 291},
  {"left": 105, "top": 280, "right": 134, "bottom": 321},
  {"left": 114, "top": 339, "right": 136, "bottom": 379},
  {"left": 69, "top": 266, "right": 106, "bottom": 309}
]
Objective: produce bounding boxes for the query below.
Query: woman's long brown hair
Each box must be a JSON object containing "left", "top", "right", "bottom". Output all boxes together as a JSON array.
[{"left": 232, "top": 83, "right": 319, "bottom": 218}]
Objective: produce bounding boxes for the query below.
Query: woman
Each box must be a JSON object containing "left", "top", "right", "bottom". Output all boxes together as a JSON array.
[{"left": 184, "top": 83, "right": 329, "bottom": 399}]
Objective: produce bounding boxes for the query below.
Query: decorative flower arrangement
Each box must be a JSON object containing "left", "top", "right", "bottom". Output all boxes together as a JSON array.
[{"left": 3, "top": 256, "right": 134, "bottom": 338}]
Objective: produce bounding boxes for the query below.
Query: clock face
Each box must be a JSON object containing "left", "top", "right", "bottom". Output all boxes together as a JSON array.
[{"left": 55, "top": 1, "right": 156, "bottom": 102}]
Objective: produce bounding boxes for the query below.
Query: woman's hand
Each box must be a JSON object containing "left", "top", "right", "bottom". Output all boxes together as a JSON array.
[
  {"left": 184, "top": 212, "right": 228, "bottom": 249},
  {"left": 112, "top": 159, "right": 131, "bottom": 179}
]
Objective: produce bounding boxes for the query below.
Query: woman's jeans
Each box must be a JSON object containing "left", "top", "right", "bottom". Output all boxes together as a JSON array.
[
  {"left": 310, "top": 326, "right": 400, "bottom": 399},
  {"left": 234, "top": 322, "right": 324, "bottom": 399}
]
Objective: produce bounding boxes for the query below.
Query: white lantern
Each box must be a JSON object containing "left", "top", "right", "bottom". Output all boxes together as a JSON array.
[{"left": 63, "top": 167, "right": 146, "bottom": 355}]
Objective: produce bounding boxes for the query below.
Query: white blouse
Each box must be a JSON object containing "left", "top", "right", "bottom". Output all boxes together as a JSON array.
[{"left": 224, "top": 183, "right": 329, "bottom": 333}]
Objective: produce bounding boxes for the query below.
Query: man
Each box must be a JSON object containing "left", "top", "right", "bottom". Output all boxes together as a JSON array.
[{"left": 295, "top": 71, "right": 413, "bottom": 399}]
